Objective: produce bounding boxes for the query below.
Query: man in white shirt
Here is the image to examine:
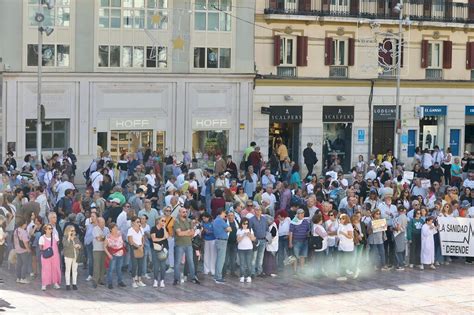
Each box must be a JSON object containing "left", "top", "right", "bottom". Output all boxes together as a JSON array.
[
  {"left": 462, "top": 172, "right": 474, "bottom": 189},
  {"left": 117, "top": 203, "right": 131, "bottom": 241},
  {"left": 365, "top": 165, "right": 377, "bottom": 181},
  {"left": 261, "top": 185, "right": 277, "bottom": 213},
  {"left": 432, "top": 146, "right": 445, "bottom": 165},
  {"left": 56, "top": 174, "right": 75, "bottom": 202},
  {"left": 261, "top": 169, "right": 276, "bottom": 187},
  {"left": 90, "top": 169, "right": 103, "bottom": 193},
  {"left": 411, "top": 178, "right": 427, "bottom": 199}
]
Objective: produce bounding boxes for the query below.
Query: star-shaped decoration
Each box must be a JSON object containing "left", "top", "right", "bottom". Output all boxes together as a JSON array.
[
  {"left": 151, "top": 14, "right": 161, "bottom": 25},
  {"left": 172, "top": 36, "right": 185, "bottom": 50}
]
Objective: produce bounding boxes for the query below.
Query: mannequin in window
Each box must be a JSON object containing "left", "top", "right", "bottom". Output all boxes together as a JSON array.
[
  {"left": 333, "top": 135, "right": 345, "bottom": 152},
  {"left": 425, "top": 131, "right": 432, "bottom": 150}
]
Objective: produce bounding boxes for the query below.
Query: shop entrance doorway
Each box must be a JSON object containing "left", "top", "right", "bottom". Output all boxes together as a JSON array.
[
  {"left": 268, "top": 122, "right": 300, "bottom": 163},
  {"left": 373, "top": 121, "right": 394, "bottom": 156}
]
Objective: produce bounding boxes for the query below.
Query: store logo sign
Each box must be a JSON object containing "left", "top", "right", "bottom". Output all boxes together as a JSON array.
[
  {"left": 269, "top": 106, "right": 303, "bottom": 123},
  {"left": 110, "top": 118, "right": 154, "bottom": 130},
  {"left": 373, "top": 106, "right": 396, "bottom": 121},
  {"left": 466, "top": 106, "right": 474, "bottom": 116},
  {"left": 193, "top": 118, "right": 230, "bottom": 130},
  {"left": 422, "top": 106, "right": 447, "bottom": 116},
  {"left": 323, "top": 106, "right": 354, "bottom": 122}
]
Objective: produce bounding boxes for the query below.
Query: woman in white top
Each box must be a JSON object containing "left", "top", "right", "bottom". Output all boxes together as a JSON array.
[
  {"left": 127, "top": 216, "right": 146, "bottom": 288},
  {"left": 421, "top": 217, "right": 437, "bottom": 270},
  {"left": 236, "top": 217, "right": 255, "bottom": 283},
  {"left": 356, "top": 155, "right": 367, "bottom": 175},
  {"left": 442, "top": 147, "right": 453, "bottom": 185},
  {"left": 276, "top": 210, "right": 291, "bottom": 269},
  {"left": 337, "top": 214, "right": 354, "bottom": 281},
  {"left": 145, "top": 168, "right": 157, "bottom": 192},
  {"left": 324, "top": 210, "right": 339, "bottom": 267},
  {"left": 311, "top": 213, "right": 328, "bottom": 277}
]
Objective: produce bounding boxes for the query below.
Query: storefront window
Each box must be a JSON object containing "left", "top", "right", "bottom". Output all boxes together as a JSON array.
[
  {"left": 420, "top": 116, "right": 445, "bottom": 150},
  {"left": 323, "top": 123, "right": 352, "bottom": 173},
  {"left": 192, "top": 130, "right": 228, "bottom": 166},
  {"left": 109, "top": 130, "right": 165, "bottom": 162}
]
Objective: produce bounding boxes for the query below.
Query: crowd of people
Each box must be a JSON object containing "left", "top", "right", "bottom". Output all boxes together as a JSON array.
[{"left": 0, "top": 142, "right": 473, "bottom": 291}]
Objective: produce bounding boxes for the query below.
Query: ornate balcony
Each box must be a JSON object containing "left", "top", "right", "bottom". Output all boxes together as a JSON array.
[{"left": 264, "top": 0, "right": 474, "bottom": 24}]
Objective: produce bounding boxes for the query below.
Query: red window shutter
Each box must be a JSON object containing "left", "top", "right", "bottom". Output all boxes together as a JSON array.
[
  {"left": 350, "top": 0, "right": 359, "bottom": 15},
  {"left": 296, "top": 36, "right": 308, "bottom": 67},
  {"left": 423, "top": 0, "right": 432, "bottom": 18},
  {"left": 443, "top": 40, "right": 452, "bottom": 69},
  {"left": 322, "top": 0, "right": 330, "bottom": 13},
  {"left": 269, "top": 0, "right": 277, "bottom": 9},
  {"left": 377, "top": 0, "right": 385, "bottom": 15},
  {"left": 274, "top": 35, "right": 281, "bottom": 66},
  {"left": 298, "top": 0, "right": 311, "bottom": 11},
  {"left": 421, "top": 40, "right": 429, "bottom": 68},
  {"left": 467, "top": 42, "right": 474, "bottom": 70},
  {"left": 348, "top": 38, "right": 355, "bottom": 66},
  {"left": 325, "top": 37, "right": 333, "bottom": 66},
  {"left": 445, "top": 0, "right": 453, "bottom": 20},
  {"left": 469, "top": 0, "right": 474, "bottom": 21}
]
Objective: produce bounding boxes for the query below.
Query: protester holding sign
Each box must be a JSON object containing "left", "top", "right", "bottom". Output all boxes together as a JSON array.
[{"left": 367, "top": 210, "right": 388, "bottom": 271}]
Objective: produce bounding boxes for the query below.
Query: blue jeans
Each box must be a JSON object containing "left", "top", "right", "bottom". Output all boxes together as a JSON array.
[
  {"left": 142, "top": 244, "right": 151, "bottom": 275},
  {"left": 238, "top": 249, "right": 253, "bottom": 277},
  {"left": 214, "top": 239, "right": 228, "bottom": 280},
  {"left": 86, "top": 243, "right": 93, "bottom": 277},
  {"left": 151, "top": 250, "right": 167, "bottom": 282},
  {"left": 395, "top": 251, "right": 405, "bottom": 268},
  {"left": 252, "top": 240, "right": 266, "bottom": 276},
  {"left": 16, "top": 252, "right": 30, "bottom": 280},
  {"left": 370, "top": 244, "right": 386, "bottom": 269},
  {"left": 224, "top": 242, "right": 238, "bottom": 275},
  {"left": 277, "top": 236, "right": 289, "bottom": 269},
  {"left": 174, "top": 245, "right": 196, "bottom": 281},
  {"left": 205, "top": 195, "right": 212, "bottom": 213},
  {"left": 119, "top": 170, "right": 128, "bottom": 186},
  {"left": 107, "top": 255, "right": 123, "bottom": 285}
]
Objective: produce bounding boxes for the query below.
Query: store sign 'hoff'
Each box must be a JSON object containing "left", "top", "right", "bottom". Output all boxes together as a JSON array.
[
  {"left": 323, "top": 106, "right": 354, "bottom": 122},
  {"left": 193, "top": 118, "right": 230, "bottom": 130},
  {"left": 270, "top": 106, "right": 303, "bottom": 123},
  {"left": 438, "top": 217, "right": 474, "bottom": 257},
  {"left": 110, "top": 118, "right": 156, "bottom": 130}
]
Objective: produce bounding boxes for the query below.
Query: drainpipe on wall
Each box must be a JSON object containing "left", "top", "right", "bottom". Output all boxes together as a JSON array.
[{"left": 368, "top": 80, "right": 375, "bottom": 158}]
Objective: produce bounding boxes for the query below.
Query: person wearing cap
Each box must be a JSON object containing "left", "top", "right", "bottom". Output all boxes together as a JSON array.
[
  {"left": 289, "top": 208, "right": 310, "bottom": 275},
  {"left": 104, "top": 198, "right": 123, "bottom": 224},
  {"left": 303, "top": 142, "right": 318, "bottom": 179}
]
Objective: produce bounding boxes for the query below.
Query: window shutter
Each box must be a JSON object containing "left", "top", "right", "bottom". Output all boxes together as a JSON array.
[
  {"left": 423, "top": 0, "right": 432, "bottom": 18},
  {"left": 421, "top": 40, "right": 429, "bottom": 68},
  {"left": 445, "top": 0, "right": 453, "bottom": 20},
  {"left": 325, "top": 37, "right": 333, "bottom": 66},
  {"left": 269, "top": 0, "right": 277, "bottom": 9},
  {"left": 296, "top": 36, "right": 308, "bottom": 67},
  {"left": 470, "top": 0, "right": 474, "bottom": 21},
  {"left": 298, "top": 0, "right": 311, "bottom": 11},
  {"left": 467, "top": 42, "right": 474, "bottom": 70},
  {"left": 348, "top": 38, "right": 355, "bottom": 66},
  {"left": 322, "top": 0, "right": 330, "bottom": 13},
  {"left": 274, "top": 35, "right": 281, "bottom": 66},
  {"left": 390, "top": 0, "right": 398, "bottom": 17},
  {"left": 443, "top": 40, "right": 452, "bottom": 69},
  {"left": 350, "top": 0, "right": 359, "bottom": 15},
  {"left": 377, "top": 0, "right": 385, "bottom": 15}
]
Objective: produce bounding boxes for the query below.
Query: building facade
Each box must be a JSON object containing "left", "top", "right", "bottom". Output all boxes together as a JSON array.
[
  {"left": 0, "top": 0, "right": 255, "bottom": 172},
  {"left": 254, "top": 0, "right": 474, "bottom": 174}
]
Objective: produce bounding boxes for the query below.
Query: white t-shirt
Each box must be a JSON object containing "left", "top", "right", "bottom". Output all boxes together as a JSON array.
[
  {"left": 325, "top": 219, "right": 339, "bottom": 247},
  {"left": 91, "top": 171, "right": 103, "bottom": 192},
  {"left": 237, "top": 228, "right": 254, "bottom": 250},
  {"left": 127, "top": 227, "right": 144, "bottom": 246},
  {"left": 39, "top": 234, "right": 59, "bottom": 246},
  {"left": 337, "top": 223, "right": 354, "bottom": 252}
]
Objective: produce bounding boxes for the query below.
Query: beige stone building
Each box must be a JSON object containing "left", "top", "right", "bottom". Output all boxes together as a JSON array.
[{"left": 254, "top": 0, "right": 474, "bottom": 174}]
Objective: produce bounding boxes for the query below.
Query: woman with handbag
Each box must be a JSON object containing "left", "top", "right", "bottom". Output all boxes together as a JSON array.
[
  {"left": 150, "top": 216, "right": 169, "bottom": 288},
  {"left": 14, "top": 218, "right": 31, "bottom": 284},
  {"left": 39, "top": 223, "right": 61, "bottom": 291},
  {"left": 63, "top": 225, "right": 81, "bottom": 290},
  {"left": 311, "top": 213, "right": 328, "bottom": 278},
  {"left": 127, "top": 216, "right": 146, "bottom": 288},
  {"left": 104, "top": 223, "right": 126, "bottom": 289},
  {"left": 263, "top": 216, "right": 278, "bottom": 277}
]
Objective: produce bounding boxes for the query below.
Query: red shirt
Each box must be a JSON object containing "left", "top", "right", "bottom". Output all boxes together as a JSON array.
[
  {"left": 72, "top": 201, "right": 81, "bottom": 214},
  {"left": 211, "top": 197, "right": 226, "bottom": 218}
]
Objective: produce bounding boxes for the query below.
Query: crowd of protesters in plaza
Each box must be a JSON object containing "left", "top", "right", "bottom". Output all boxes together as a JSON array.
[{"left": 0, "top": 141, "right": 473, "bottom": 291}]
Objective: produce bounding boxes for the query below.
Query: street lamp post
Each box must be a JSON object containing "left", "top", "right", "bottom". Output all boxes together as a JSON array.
[
  {"left": 35, "top": 0, "right": 54, "bottom": 160},
  {"left": 394, "top": 0, "right": 403, "bottom": 161}
]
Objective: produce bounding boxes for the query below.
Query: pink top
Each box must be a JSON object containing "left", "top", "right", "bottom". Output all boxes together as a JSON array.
[{"left": 107, "top": 233, "right": 124, "bottom": 256}]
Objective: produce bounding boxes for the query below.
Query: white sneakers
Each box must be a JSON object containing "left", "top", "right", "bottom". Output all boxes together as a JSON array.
[
  {"left": 246, "top": 277, "right": 252, "bottom": 283},
  {"left": 41, "top": 285, "right": 46, "bottom": 291},
  {"left": 86, "top": 275, "right": 92, "bottom": 281},
  {"left": 132, "top": 281, "right": 138, "bottom": 288},
  {"left": 336, "top": 276, "right": 347, "bottom": 281},
  {"left": 160, "top": 280, "right": 165, "bottom": 288},
  {"left": 240, "top": 277, "right": 245, "bottom": 283},
  {"left": 53, "top": 283, "right": 60, "bottom": 289},
  {"left": 144, "top": 274, "right": 151, "bottom": 280},
  {"left": 137, "top": 280, "right": 146, "bottom": 287},
  {"left": 19, "top": 279, "right": 30, "bottom": 284},
  {"left": 153, "top": 280, "right": 158, "bottom": 288}
]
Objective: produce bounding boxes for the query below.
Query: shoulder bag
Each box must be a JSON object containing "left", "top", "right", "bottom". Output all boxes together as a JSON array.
[{"left": 41, "top": 237, "right": 54, "bottom": 259}]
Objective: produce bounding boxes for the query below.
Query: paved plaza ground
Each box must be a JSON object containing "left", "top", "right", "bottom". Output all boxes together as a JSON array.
[{"left": 0, "top": 260, "right": 473, "bottom": 314}]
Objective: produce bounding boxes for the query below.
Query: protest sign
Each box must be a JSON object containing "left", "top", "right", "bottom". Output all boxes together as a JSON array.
[{"left": 438, "top": 217, "right": 474, "bottom": 257}]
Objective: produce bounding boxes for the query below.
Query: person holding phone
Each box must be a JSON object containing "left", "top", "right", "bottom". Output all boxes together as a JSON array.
[
  {"left": 236, "top": 217, "right": 255, "bottom": 283},
  {"left": 63, "top": 225, "right": 81, "bottom": 290}
]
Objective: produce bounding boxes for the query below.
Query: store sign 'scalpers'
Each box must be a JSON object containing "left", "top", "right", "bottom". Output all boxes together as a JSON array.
[{"left": 322, "top": 106, "right": 354, "bottom": 122}]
